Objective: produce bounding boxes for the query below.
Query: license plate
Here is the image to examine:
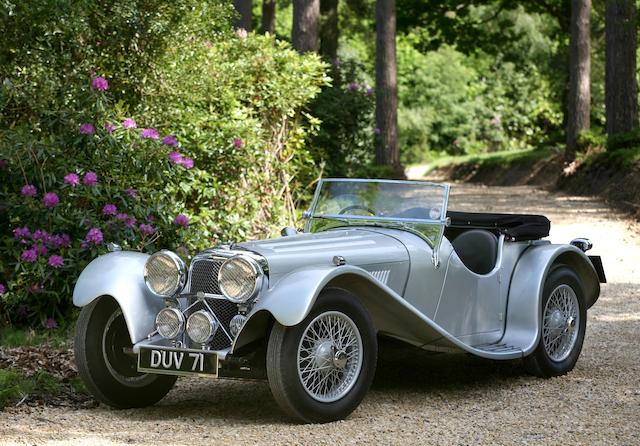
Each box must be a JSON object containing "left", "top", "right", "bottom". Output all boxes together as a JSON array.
[{"left": 137, "top": 346, "right": 218, "bottom": 377}]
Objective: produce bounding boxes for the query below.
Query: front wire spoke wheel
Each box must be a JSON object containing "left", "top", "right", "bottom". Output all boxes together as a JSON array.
[{"left": 297, "top": 311, "right": 363, "bottom": 403}]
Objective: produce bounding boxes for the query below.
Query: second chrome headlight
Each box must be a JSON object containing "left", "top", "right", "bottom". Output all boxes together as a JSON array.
[
  {"left": 144, "top": 250, "right": 187, "bottom": 297},
  {"left": 218, "top": 255, "right": 262, "bottom": 303}
]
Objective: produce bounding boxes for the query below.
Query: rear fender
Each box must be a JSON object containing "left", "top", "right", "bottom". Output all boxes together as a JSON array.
[
  {"left": 73, "top": 251, "right": 163, "bottom": 344},
  {"left": 503, "top": 243, "right": 600, "bottom": 356}
]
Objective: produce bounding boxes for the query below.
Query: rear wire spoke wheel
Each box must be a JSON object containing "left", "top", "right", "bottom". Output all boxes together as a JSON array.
[
  {"left": 75, "top": 296, "right": 177, "bottom": 408},
  {"left": 267, "top": 288, "right": 377, "bottom": 423},
  {"left": 524, "top": 266, "right": 587, "bottom": 378}
]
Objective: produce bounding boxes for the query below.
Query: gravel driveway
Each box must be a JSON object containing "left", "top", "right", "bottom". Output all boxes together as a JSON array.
[{"left": 2, "top": 183, "right": 639, "bottom": 445}]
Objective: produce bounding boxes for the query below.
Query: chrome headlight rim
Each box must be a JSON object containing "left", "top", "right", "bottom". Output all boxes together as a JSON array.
[
  {"left": 155, "top": 307, "right": 185, "bottom": 340},
  {"left": 217, "top": 255, "right": 263, "bottom": 303},
  {"left": 143, "top": 250, "right": 187, "bottom": 297},
  {"left": 186, "top": 310, "right": 219, "bottom": 344}
]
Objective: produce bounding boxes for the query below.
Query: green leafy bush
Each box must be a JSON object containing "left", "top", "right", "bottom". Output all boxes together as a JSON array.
[
  {"left": 308, "top": 58, "right": 376, "bottom": 176},
  {"left": 0, "top": 2, "right": 328, "bottom": 328}
]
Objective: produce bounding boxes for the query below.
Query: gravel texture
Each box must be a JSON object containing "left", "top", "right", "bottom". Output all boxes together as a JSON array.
[{"left": 1, "top": 183, "right": 639, "bottom": 445}]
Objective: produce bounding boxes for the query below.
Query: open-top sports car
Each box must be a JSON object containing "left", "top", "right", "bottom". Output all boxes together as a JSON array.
[{"left": 73, "top": 179, "right": 605, "bottom": 423}]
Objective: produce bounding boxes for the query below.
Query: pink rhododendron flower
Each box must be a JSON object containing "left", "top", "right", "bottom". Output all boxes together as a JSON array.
[
  {"left": 173, "top": 214, "right": 189, "bottom": 228},
  {"left": 116, "top": 213, "right": 127, "bottom": 221},
  {"left": 168, "top": 151, "right": 183, "bottom": 164},
  {"left": 104, "top": 122, "right": 116, "bottom": 133},
  {"left": 85, "top": 227, "right": 103, "bottom": 245},
  {"left": 162, "top": 135, "right": 178, "bottom": 146},
  {"left": 0, "top": 283, "right": 5, "bottom": 295},
  {"left": 141, "top": 128, "right": 160, "bottom": 139},
  {"left": 232, "top": 138, "right": 243, "bottom": 148},
  {"left": 48, "top": 255, "right": 64, "bottom": 268},
  {"left": 139, "top": 223, "right": 154, "bottom": 236},
  {"left": 32, "top": 229, "right": 49, "bottom": 243},
  {"left": 366, "top": 87, "right": 373, "bottom": 96},
  {"left": 45, "top": 318, "right": 58, "bottom": 329},
  {"left": 181, "top": 157, "right": 194, "bottom": 169},
  {"left": 36, "top": 244, "right": 48, "bottom": 256},
  {"left": 13, "top": 227, "right": 31, "bottom": 240},
  {"left": 64, "top": 172, "right": 80, "bottom": 186},
  {"left": 43, "top": 192, "right": 59, "bottom": 208},
  {"left": 348, "top": 82, "right": 359, "bottom": 91},
  {"left": 49, "top": 233, "right": 70, "bottom": 249},
  {"left": 373, "top": 127, "right": 381, "bottom": 135},
  {"left": 83, "top": 171, "right": 98, "bottom": 186},
  {"left": 102, "top": 203, "right": 117, "bottom": 216},
  {"left": 122, "top": 118, "right": 137, "bottom": 129},
  {"left": 79, "top": 123, "right": 96, "bottom": 135},
  {"left": 126, "top": 187, "right": 137, "bottom": 198},
  {"left": 91, "top": 76, "right": 109, "bottom": 91},
  {"left": 236, "top": 28, "right": 248, "bottom": 39},
  {"left": 124, "top": 216, "right": 136, "bottom": 228},
  {"left": 21, "top": 184, "right": 37, "bottom": 197},
  {"left": 21, "top": 248, "right": 38, "bottom": 263}
]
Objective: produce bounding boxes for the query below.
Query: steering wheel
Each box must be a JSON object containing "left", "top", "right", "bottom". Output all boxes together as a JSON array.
[{"left": 338, "top": 204, "right": 377, "bottom": 216}]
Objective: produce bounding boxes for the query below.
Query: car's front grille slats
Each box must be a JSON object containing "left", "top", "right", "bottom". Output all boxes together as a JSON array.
[
  {"left": 183, "top": 257, "right": 237, "bottom": 350},
  {"left": 189, "top": 258, "right": 224, "bottom": 295}
]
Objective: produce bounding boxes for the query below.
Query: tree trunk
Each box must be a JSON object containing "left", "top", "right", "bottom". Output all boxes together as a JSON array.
[
  {"left": 233, "top": 0, "right": 253, "bottom": 31},
  {"left": 320, "top": 0, "right": 339, "bottom": 62},
  {"left": 292, "top": 0, "right": 320, "bottom": 53},
  {"left": 375, "top": 0, "right": 402, "bottom": 176},
  {"left": 566, "top": 0, "right": 591, "bottom": 160},
  {"left": 262, "top": 0, "right": 276, "bottom": 35},
  {"left": 605, "top": 0, "right": 638, "bottom": 139}
]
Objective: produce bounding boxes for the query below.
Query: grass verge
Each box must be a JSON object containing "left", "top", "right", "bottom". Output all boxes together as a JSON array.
[{"left": 408, "top": 147, "right": 557, "bottom": 179}]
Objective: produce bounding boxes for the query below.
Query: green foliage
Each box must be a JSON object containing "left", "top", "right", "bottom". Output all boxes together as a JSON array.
[
  {"left": 607, "top": 128, "right": 640, "bottom": 151},
  {"left": 0, "top": 1, "right": 328, "bottom": 327},
  {"left": 0, "top": 368, "right": 63, "bottom": 409},
  {"left": 308, "top": 58, "right": 376, "bottom": 176},
  {"left": 398, "top": 41, "right": 562, "bottom": 163},
  {"left": 0, "top": 326, "right": 72, "bottom": 349}
]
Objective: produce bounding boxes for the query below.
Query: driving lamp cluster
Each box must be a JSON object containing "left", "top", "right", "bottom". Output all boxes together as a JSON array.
[
  {"left": 155, "top": 308, "right": 220, "bottom": 344},
  {"left": 148, "top": 251, "right": 263, "bottom": 343}
]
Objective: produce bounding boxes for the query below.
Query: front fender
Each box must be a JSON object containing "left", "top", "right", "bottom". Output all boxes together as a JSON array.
[
  {"left": 73, "top": 251, "right": 163, "bottom": 344},
  {"left": 502, "top": 243, "right": 601, "bottom": 356},
  {"left": 232, "top": 265, "right": 505, "bottom": 358}
]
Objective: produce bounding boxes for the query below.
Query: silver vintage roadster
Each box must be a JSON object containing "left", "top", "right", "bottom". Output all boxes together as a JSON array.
[{"left": 73, "top": 179, "right": 605, "bottom": 423}]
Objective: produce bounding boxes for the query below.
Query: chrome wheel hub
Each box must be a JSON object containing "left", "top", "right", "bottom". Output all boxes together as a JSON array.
[
  {"left": 542, "top": 284, "right": 580, "bottom": 362},
  {"left": 297, "top": 311, "right": 363, "bottom": 403}
]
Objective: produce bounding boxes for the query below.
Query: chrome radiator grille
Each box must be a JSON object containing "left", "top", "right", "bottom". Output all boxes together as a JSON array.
[
  {"left": 189, "top": 258, "right": 224, "bottom": 295},
  {"left": 183, "top": 297, "right": 238, "bottom": 350}
]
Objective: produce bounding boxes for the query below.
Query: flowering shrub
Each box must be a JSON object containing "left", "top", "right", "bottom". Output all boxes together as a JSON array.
[{"left": 0, "top": 2, "right": 328, "bottom": 327}]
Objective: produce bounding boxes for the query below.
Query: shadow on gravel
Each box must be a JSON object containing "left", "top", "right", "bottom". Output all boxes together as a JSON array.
[{"left": 373, "top": 337, "right": 526, "bottom": 393}]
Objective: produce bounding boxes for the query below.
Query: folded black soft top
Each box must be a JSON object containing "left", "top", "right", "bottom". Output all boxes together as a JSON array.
[{"left": 446, "top": 211, "right": 550, "bottom": 241}]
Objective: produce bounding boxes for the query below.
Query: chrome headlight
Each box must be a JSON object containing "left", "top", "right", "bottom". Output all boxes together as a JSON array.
[
  {"left": 218, "top": 255, "right": 262, "bottom": 303},
  {"left": 155, "top": 308, "right": 185, "bottom": 339},
  {"left": 143, "top": 250, "right": 187, "bottom": 297},
  {"left": 186, "top": 310, "right": 218, "bottom": 344}
]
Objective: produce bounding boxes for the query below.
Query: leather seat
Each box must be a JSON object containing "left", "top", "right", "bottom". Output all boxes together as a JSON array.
[{"left": 451, "top": 229, "right": 498, "bottom": 275}]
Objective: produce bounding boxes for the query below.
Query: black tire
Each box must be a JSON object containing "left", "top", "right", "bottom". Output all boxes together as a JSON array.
[
  {"left": 74, "top": 296, "right": 177, "bottom": 408},
  {"left": 266, "top": 288, "right": 377, "bottom": 423},
  {"left": 524, "top": 265, "right": 587, "bottom": 378}
]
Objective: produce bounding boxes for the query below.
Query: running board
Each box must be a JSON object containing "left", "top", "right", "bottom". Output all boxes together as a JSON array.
[{"left": 468, "top": 342, "right": 523, "bottom": 359}]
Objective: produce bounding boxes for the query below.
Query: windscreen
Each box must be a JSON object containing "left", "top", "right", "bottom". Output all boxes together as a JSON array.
[{"left": 305, "top": 179, "right": 449, "bottom": 247}]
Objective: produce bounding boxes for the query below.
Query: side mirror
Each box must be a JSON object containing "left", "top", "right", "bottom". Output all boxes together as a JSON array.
[{"left": 280, "top": 227, "right": 298, "bottom": 237}]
